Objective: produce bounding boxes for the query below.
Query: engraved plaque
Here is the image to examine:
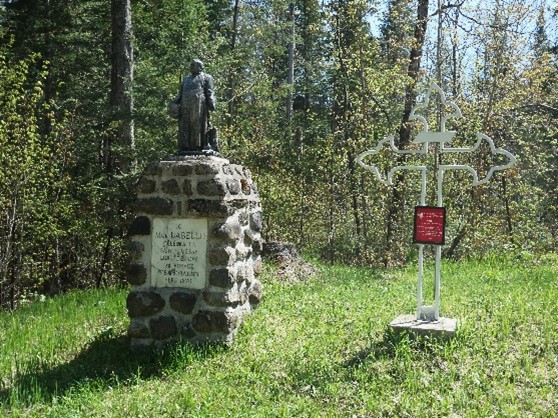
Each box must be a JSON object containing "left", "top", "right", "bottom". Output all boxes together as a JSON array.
[
  {"left": 413, "top": 206, "right": 446, "bottom": 245},
  {"left": 151, "top": 218, "right": 207, "bottom": 288}
]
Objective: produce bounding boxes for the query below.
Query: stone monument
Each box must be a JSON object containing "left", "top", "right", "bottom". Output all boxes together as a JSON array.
[{"left": 125, "top": 60, "right": 263, "bottom": 347}]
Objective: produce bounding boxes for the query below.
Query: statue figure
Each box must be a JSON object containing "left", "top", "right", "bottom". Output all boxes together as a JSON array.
[{"left": 170, "top": 59, "right": 218, "bottom": 155}]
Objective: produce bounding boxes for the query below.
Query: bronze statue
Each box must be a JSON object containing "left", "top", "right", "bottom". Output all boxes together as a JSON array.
[{"left": 170, "top": 59, "right": 218, "bottom": 155}]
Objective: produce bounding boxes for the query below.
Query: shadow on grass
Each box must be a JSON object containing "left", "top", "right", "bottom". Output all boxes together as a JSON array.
[
  {"left": 344, "top": 326, "right": 457, "bottom": 368},
  {"left": 1, "top": 332, "right": 225, "bottom": 408}
]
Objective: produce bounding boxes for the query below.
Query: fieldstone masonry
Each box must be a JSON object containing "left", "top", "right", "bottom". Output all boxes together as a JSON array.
[{"left": 125, "top": 155, "right": 263, "bottom": 348}]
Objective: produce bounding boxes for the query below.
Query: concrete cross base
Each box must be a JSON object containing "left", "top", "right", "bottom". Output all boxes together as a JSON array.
[{"left": 389, "top": 314, "right": 457, "bottom": 339}]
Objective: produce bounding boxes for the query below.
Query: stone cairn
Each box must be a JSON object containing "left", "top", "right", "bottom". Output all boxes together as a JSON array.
[{"left": 125, "top": 155, "right": 263, "bottom": 348}]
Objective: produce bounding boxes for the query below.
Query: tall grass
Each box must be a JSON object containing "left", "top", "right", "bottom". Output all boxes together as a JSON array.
[{"left": 1, "top": 255, "right": 557, "bottom": 417}]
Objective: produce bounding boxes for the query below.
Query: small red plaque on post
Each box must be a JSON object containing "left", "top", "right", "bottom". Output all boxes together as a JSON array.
[{"left": 413, "top": 206, "right": 446, "bottom": 245}]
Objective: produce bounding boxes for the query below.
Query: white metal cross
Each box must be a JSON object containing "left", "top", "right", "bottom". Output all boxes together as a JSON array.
[{"left": 356, "top": 82, "right": 516, "bottom": 321}]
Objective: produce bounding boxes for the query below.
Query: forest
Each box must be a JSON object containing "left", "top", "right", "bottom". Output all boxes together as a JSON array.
[{"left": 0, "top": 0, "right": 557, "bottom": 309}]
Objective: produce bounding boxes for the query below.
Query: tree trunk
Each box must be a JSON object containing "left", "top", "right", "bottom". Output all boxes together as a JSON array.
[
  {"left": 502, "top": 176, "right": 513, "bottom": 236},
  {"left": 451, "top": 5, "right": 461, "bottom": 96},
  {"left": 384, "top": 0, "right": 429, "bottom": 267},
  {"left": 397, "top": 0, "right": 429, "bottom": 149},
  {"left": 226, "top": 0, "right": 240, "bottom": 136},
  {"left": 286, "top": 2, "right": 295, "bottom": 122},
  {"left": 109, "top": 0, "right": 134, "bottom": 174},
  {"left": 99, "top": 0, "right": 134, "bottom": 287}
]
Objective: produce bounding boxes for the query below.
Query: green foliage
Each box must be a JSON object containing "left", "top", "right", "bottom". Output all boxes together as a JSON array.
[
  {"left": 380, "top": 0, "right": 414, "bottom": 65},
  {"left": 1, "top": 0, "right": 558, "bottom": 302},
  {"left": 0, "top": 41, "right": 75, "bottom": 307}
]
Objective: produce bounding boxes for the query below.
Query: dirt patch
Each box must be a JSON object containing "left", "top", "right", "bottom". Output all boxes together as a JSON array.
[{"left": 262, "top": 241, "right": 318, "bottom": 284}]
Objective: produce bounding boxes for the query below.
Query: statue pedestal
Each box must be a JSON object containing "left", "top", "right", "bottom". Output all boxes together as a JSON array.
[{"left": 125, "top": 155, "right": 263, "bottom": 348}]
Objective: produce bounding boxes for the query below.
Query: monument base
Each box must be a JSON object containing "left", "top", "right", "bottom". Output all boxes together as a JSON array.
[
  {"left": 126, "top": 156, "right": 263, "bottom": 349},
  {"left": 389, "top": 314, "right": 457, "bottom": 339}
]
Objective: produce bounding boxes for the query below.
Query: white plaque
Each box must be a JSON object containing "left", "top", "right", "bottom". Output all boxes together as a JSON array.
[{"left": 151, "top": 218, "right": 207, "bottom": 289}]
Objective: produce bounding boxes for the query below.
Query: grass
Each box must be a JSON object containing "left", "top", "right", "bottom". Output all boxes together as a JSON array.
[{"left": 1, "top": 254, "right": 558, "bottom": 417}]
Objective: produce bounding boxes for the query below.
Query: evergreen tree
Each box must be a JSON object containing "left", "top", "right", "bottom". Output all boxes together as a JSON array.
[{"left": 380, "top": 0, "right": 414, "bottom": 65}]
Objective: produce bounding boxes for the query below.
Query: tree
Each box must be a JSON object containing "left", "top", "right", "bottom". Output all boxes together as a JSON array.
[
  {"left": 382, "top": 0, "right": 430, "bottom": 266},
  {"left": 0, "top": 41, "right": 74, "bottom": 308},
  {"left": 108, "top": 0, "right": 134, "bottom": 173},
  {"left": 380, "top": 0, "right": 414, "bottom": 65},
  {"left": 3, "top": 0, "right": 558, "bottom": 306}
]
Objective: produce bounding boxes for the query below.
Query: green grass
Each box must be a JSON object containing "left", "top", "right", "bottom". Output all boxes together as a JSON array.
[{"left": 1, "top": 255, "right": 558, "bottom": 417}]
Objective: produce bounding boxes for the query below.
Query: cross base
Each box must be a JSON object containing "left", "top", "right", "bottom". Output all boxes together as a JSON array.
[
  {"left": 417, "top": 305, "right": 437, "bottom": 321},
  {"left": 389, "top": 314, "right": 457, "bottom": 340}
]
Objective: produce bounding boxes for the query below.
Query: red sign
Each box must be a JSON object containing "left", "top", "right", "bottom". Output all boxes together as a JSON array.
[{"left": 413, "top": 206, "right": 446, "bottom": 245}]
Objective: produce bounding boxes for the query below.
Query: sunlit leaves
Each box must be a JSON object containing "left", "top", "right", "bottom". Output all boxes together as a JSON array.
[{"left": 0, "top": 44, "right": 75, "bottom": 306}]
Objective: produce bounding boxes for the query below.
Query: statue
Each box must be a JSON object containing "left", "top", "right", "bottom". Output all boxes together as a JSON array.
[{"left": 170, "top": 59, "right": 218, "bottom": 155}]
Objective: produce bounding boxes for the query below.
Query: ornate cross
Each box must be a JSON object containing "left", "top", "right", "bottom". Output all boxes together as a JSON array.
[{"left": 356, "top": 83, "right": 516, "bottom": 322}]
